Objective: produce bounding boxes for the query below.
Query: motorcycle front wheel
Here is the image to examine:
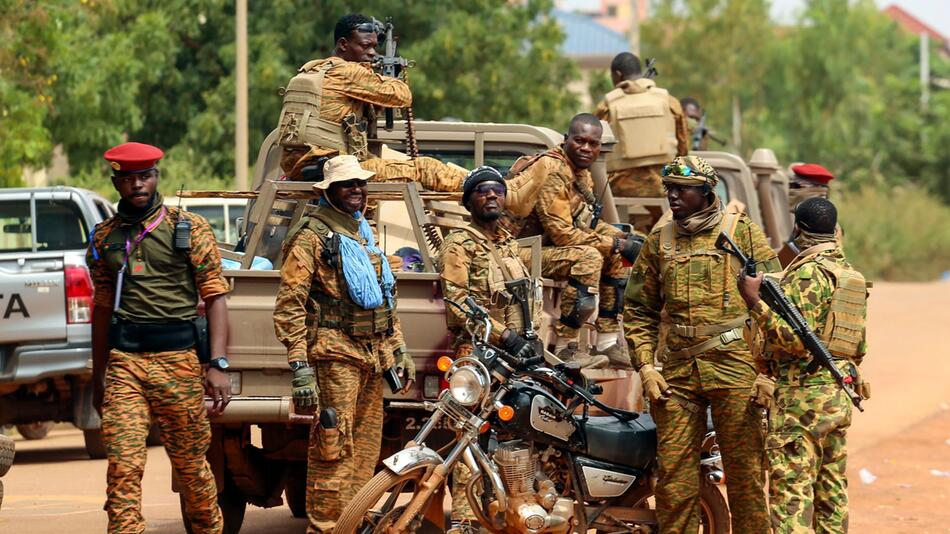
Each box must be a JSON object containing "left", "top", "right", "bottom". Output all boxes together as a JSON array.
[
  {"left": 335, "top": 468, "right": 432, "bottom": 534},
  {"left": 698, "top": 480, "right": 730, "bottom": 534}
]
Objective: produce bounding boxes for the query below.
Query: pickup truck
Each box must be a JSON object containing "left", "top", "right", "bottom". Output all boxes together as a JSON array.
[
  {"left": 177, "top": 120, "right": 795, "bottom": 533},
  {"left": 0, "top": 186, "right": 152, "bottom": 457}
]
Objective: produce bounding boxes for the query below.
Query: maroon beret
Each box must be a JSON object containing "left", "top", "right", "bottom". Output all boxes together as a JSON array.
[
  {"left": 104, "top": 142, "right": 164, "bottom": 173},
  {"left": 791, "top": 163, "right": 834, "bottom": 185}
]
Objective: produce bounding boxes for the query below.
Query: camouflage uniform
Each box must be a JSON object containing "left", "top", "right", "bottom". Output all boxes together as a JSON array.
[
  {"left": 749, "top": 243, "right": 867, "bottom": 534},
  {"left": 502, "top": 147, "right": 629, "bottom": 338},
  {"left": 279, "top": 56, "right": 464, "bottom": 191},
  {"left": 624, "top": 190, "right": 776, "bottom": 532},
  {"left": 273, "top": 203, "right": 401, "bottom": 534},
  {"left": 88, "top": 197, "right": 227, "bottom": 534}
]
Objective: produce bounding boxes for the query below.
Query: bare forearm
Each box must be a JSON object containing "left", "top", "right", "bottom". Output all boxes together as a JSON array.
[{"left": 205, "top": 295, "right": 229, "bottom": 357}]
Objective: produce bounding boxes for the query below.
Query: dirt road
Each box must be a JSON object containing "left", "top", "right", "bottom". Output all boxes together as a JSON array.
[{"left": 0, "top": 281, "right": 947, "bottom": 532}]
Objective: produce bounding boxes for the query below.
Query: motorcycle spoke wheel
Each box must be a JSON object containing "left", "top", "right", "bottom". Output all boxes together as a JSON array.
[{"left": 335, "top": 468, "right": 429, "bottom": 534}]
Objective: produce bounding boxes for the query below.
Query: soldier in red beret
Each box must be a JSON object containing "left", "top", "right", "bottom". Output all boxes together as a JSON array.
[
  {"left": 788, "top": 163, "right": 835, "bottom": 212},
  {"left": 87, "top": 142, "right": 231, "bottom": 533}
]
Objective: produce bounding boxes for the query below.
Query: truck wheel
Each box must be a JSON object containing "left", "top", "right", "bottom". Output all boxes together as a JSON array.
[
  {"left": 284, "top": 462, "right": 307, "bottom": 518},
  {"left": 16, "top": 422, "right": 53, "bottom": 440},
  {"left": 83, "top": 429, "right": 107, "bottom": 460},
  {"left": 181, "top": 477, "right": 247, "bottom": 534},
  {"left": 0, "top": 434, "right": 14, "bottom": 477}
]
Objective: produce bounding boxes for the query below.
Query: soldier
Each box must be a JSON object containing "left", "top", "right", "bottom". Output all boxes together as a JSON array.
[
  {"left": 738, "top": 197, "right": 868, "bottom": 534},
  {"left": 624, "top": 155, "right": 776, "bottom": 533},
  {"left": 439, "top": 166, "right": 542, "bottom": 533},
  {"left": 503, "top": 113, "right": 642, "bottom": 369},
  {"left": 278, "top": 13, "right": 465, "bottom": 191},
  {"left": 595, "top": 52, "right": 689, "bottom": 232},
  {"left": 788, "top": 163, "right": 835, "bottom": 211},
  {"left": 273, "top": 155, "right": 414, "bottom": 534},
  {"left": 87, "top": 142, "right": 231, "bottom": 533}
]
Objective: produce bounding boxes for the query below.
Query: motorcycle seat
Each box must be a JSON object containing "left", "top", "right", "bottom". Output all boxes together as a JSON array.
[{"left": 580, "top": 414, "right": 657, "bottom": 470}]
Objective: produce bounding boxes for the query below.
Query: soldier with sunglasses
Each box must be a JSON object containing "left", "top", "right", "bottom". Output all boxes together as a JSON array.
[{"left": 624, "top": 155, "right": 778, "bottom": 533}]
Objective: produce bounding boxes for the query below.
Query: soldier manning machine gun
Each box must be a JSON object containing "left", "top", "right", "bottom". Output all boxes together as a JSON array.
[
  {"left": 371, "top": 18, "right": 419, "bottom": 157},
  {"left": 716, "top": 232, "right": 864, "bottom": 411}
]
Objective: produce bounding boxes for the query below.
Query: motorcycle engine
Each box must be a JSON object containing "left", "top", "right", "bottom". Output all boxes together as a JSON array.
[{"left": 491, "top": 441, "right": 573, "bottom": 534}]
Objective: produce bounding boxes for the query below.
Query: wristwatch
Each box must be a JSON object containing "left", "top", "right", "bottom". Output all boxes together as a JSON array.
[{"left": 208, "top": 356, "right": 230, "bottom": 371}]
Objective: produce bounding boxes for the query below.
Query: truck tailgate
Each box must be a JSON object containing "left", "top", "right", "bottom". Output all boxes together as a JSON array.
[{"left": 0, "top": 256, "right": 67, "bottom": 343}]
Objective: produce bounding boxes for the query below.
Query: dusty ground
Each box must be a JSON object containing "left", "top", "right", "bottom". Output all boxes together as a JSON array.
[{"left": 0, "top": 281, "right": 947, "bottom": 533}]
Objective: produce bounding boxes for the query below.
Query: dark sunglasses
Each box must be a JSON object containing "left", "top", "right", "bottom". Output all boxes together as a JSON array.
[
  {"left": 661, "top": 163, "right": 714, "bottom": 180},
  {"left": 336, "top": 179, "right": 368, "bottom": 189},
  {"left": 473, "top": 182, "right": 506, "bottom": 196}
]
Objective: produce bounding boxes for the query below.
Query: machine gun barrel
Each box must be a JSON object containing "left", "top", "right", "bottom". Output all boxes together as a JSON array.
[{"left": 716, "top": 232, "right": 864, "bottom": 411}]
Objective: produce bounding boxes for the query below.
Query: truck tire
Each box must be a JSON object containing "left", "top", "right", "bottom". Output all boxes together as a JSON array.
[
  {"left": 16, "top": 422, "right": 53, "bottom": 440},
  {"left": 284, "top": 462, "right": 307, "bottom": 518},
  {"left": 83, "top": 429, "right": 107, "bottom": 460},
  {"left": 0, "top": 434, "right": 14, "bottom": 477},
  {"left": 181, "top": 476, "right": 246, "bottom": 534}
]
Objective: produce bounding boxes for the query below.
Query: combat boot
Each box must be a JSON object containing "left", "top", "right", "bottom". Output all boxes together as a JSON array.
[
  {"left": 555, "top": 342, "right": 608, "bottom": 369},
  {"left": 591, "top": 343, "right": 634, "bottom": 370}
]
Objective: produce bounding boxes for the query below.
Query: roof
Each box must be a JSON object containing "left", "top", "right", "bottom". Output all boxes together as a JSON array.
[
  {"left": 882, "top": 4, "right": 947, "bottom": 44},
  {"left": 552, "top": 9, "right": 629, "bottom": 59}
]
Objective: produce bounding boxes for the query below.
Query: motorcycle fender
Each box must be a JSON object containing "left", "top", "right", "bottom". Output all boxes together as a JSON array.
[{"left": 382, "top": 445, "right": 444, "bottom": 475}]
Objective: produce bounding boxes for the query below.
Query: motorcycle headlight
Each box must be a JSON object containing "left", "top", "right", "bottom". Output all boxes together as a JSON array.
[{"left": 448, "top": 366, "right": 487, "bottom": 406}]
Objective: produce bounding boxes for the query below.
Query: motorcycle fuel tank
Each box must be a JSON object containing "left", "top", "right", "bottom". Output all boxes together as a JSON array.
[{"left": 499, "top": 382, "right": 577, "bottom": 446}]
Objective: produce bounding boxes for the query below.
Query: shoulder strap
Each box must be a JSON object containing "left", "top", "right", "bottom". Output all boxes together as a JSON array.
[
  {"left": 783, "top": 242, "right": 838, "bottom": 276},
  {"left": 604, "top": 86, "right": 626, "bottom": 104},
  {"left": 460, "top": 225, "right": 519, "bottom": 281}
]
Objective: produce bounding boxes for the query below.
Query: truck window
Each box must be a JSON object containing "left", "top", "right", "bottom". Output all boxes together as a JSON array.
[
  {"left": 420, "top": 150, "right": 524, "bottom": 176},
  {"left": 0, "top": 199, "right": 88, "bottom": 253},
  {"left": 188, "top": 205, "right": 227, "bottom": 242},
  {"left": 227, "top": 206, "right": 242, "bottom": 244}
]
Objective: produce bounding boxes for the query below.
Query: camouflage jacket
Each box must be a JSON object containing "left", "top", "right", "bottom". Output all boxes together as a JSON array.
[
  {"left": 438, "top": 225, "right": 536, "bottom": 350},
  {"left": 624, "top": 211, "right": 777, "bottom": 388},
  {"left": 87, "top": 203, "right": 229, "bottom": 322},
  {"left": 309, "top": 56, "right": 411, "bottom": 123},
  {"left": 273, "top": 207, "right": 402, "bottom": 372},
  {"left": 750, "top": 246, "right": 867, "bottom": 383}
]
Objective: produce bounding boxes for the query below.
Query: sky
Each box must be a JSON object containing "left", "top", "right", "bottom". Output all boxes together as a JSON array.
[{"left": 558, "top": 0, "right": 950, "bottom": 38}]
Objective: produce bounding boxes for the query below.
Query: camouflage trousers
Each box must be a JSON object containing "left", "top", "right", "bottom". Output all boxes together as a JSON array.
[
  {"left": 608, "top": 166, "right": 665, "bottom": 233},
  {"left": 101, "top": 349, "right": 222, "bottom": 534},
  {"left": 768, "top": 380, "right": 852, "bottom": 534},
  {"left": 534, "top": 243, "right": 629, "bottom": 338},
  {"left": 306, "top": 360, "right": 384, "bottom": 534},
  {"left": 652, "top": 363, "right": 769, "bottom": 534}
]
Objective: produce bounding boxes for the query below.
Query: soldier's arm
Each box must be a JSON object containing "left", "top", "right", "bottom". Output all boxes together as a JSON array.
[
  {"left": 534, "top": 167, "right": 614, "bottom": 254},
  {"left": 339, "top": 62, "right": 412, "bottom": 108},
  {"left": 594, "top": 99, "right": 609, "bottom": 120},
  {"left": 439, "top": 240, "right": 508, "bottom": 344},
  {"left": 187, "top": 213, "right": 230, "bottom": 300},
  {"left": 86, "top": 227, "right": 115, "bottom": 395},
  {"left": 274, "top": 231, "right": 321, "bottom": 365},
  {"left": 670, "top": 96, "right": 689, "bottom": 156},
  {"left": 623, "top": 232, "right": 663, "bottom": 369},
  {"left": 749, "top": 263, "right": 834, "bottom": 358}
]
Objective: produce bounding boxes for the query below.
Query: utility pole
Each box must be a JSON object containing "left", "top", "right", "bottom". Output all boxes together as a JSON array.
[
  {"left": 920, "top": 33, "right": 930, "bottom": 112},
  {"left": 628, "top": 0, "right": 640, "bottom": 55},
  {"left": 235, "top": 0, "right": 248, "bottom": 190}
]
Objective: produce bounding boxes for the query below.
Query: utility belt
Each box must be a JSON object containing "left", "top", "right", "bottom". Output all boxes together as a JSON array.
[
  {"left": 660, "top": 316, "right": 748, "bottom": 363},
  {"left": 108, "top": 316, "right": 210, "bottom": 362},
  {"left": 314, "top": 294, "right": 394, "bottom": 338}
]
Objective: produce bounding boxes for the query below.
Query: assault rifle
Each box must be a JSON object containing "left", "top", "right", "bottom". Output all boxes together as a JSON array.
[
  {"left": 691, "top": 113, "right": 727, "bottom": 151},
  {"left": 505, "top": 278, "right": 538, "bottom": 342},
  {"left": 644, "top": 58, "right": 658, "bottom": 79},
  {"left": 372, "top": 18, "right": 413, "bottom": 131},
  {"left": 716, "top": 232, "right": 864, "bottom": 411}
]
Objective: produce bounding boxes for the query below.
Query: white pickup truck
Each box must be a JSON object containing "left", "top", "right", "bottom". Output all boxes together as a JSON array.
[{"left": 0, "top": 186, "right": 143, "bottom": 456}]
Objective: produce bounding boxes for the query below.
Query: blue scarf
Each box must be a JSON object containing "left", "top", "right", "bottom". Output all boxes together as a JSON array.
[{"left": 319, "top": 199, "right": 395, "bottom": 310}]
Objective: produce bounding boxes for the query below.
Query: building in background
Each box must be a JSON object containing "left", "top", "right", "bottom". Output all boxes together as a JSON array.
[
  {"left": 595, "top": 0, "right": 649, "bottom": 35},
  {"left": 552, "top": 8, "right": 629, "bottom": 109},
  {"left": 882, "top": 4, "right": 949, "bottom": 55}
]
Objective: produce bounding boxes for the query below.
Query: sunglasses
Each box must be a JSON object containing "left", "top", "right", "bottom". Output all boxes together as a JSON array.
[
  {"left": 473, "top": 182, "right": 506, "bottom": 196},
  {"left": 661, "top": 163, "right": 714, "bottom": 180},
  {"left": 352, "top": 21, "right": 385, "bottom": 39},
  {"left": 336, "top": 179, "right": 368, "bottom": 189}
]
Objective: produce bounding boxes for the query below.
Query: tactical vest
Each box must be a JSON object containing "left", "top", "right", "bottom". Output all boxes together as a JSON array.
[
  {"left": 460, "top": 226, "right": 542, "bottom": 336},
  {"left": 297, "top": 216, "right": 395, "bottom": 338},
  {"left": 604, "top": 79, "right": 677, "bottom": 172},
  {"left": 277, "top": 58, "right": 369, "bottom": 160}
]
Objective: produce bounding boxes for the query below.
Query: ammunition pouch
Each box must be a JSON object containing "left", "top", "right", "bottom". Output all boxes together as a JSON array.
[
  {"left": 108, "top": 317, "right": 201, "bottom": 355},
  {"left": 599, "top": 276, "right": 627, "bottom": 319},
  {"left": 342, "top": 113, "right": 369, "bottom": 161},
  {"left": 560, "top": 278, "right": 598, "bottom": 329},
  {"left": 314, "top": 293, "right": 395, "bottom": 338}
]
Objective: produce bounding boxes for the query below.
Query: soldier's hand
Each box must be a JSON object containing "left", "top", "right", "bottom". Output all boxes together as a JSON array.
[
  {"left": 749, "top": 373, "right": 776, "bottom": 410},
  {"left": 737, "top": 272, "right": 764, "bottom": 308},
  {"left": 291, "top": 365, "right": 319, "bottom": 409},
  {"left": 396, "top": 347, "right": 415, "bottom": 394},
  {"left": 205, "top": 368, "right": 232, "bottom": 416},
  {"left": 501, "top": 329, "right": 537, "bottom": 361},
  {"left": 619, "top": 235, "right": 644, "bottom": 265},
  {"left": 638, "top": 364, "right": 670, "bottom": 403},
  {"left": 93, "top": 373, "right": 105, "bottom": 417}
]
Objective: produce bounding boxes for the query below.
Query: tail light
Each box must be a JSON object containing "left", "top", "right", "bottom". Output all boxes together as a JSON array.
[{"left": 65, "top": 265, "right": 93, "bottom": 324}]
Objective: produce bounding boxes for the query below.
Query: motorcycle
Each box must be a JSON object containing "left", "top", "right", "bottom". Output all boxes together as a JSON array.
[{"left": 336, "top": 298, "right": 730, "bottom": 534}]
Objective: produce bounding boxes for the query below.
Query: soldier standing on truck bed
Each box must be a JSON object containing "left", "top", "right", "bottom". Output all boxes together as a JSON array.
[
  {"left": 273, "top": 155, "right": 415, "bottom": 534},
  {"left": 738, "top": 197, "right": 869, "bottom": 533},
  {"left": 87, "top": 142, "right": 232, "bottom": 534},
  {"left": 277, "top": 13, "right": 465, "bottom": 191},
  {"left": 502, "top": 113, "right": 642, "bottom": 369},
  {"left": 595, "top": 52, "right": 689, "bottom": 232},
  {"left": 439, "top": 166, "right": 544, "bottom": 534},
  {"left": 623, "top": 155, "right": 776, "bottom": 533}
]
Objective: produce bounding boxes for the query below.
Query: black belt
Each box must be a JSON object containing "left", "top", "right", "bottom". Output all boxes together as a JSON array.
[{"left": 109, "top": 317, "right": 197, "bottom": 354}]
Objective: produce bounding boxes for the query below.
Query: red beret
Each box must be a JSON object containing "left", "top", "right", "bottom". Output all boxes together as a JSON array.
[
  {"left": 791, "top": 163, "right": 834, "bottom": 185},
  {"left": 104, "top": 142, "right": 164, "bottom": 173}
]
